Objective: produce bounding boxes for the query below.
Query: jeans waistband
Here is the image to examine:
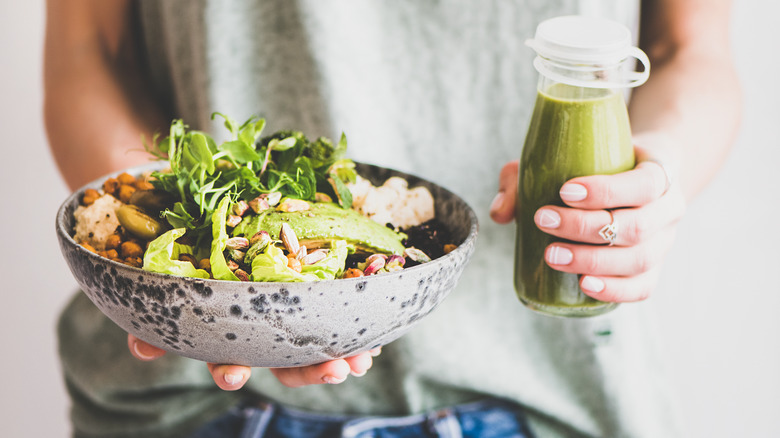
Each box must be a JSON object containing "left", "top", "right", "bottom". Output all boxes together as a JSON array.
[{"left": 233, "top": 398, "right": 534, "bottom": 438}]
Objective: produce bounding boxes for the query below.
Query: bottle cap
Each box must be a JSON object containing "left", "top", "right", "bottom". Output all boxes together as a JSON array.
[{"left": 526, "top": 15, "right": 650, "bottom": 88}]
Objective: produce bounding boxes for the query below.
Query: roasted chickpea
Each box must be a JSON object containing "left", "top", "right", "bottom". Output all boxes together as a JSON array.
[
  {"left": 125, "top": 257, "right": 143, "bottom": 268},
  {"left": 103, "top": 177, "right": 120, "bottom": 196},
  {"left": 134, "top": 179, "right": 155, "bottom": 191},
  {"left": 343, "top": 268, "right": 364, "bottom": 278},
  {"left": 82, "top": 188, "right": 100, "bottom": 206},
  {"left": 105, "top": 234, "right": 122, "bottom": 250},
  {"left": 287, "top": 255, "right": 302, "bottom": 273},
  {"left": 117, "top": 172, "right": 136, "bottom": 185},
  {"left": 118, "top": 184, "right": 137, "bottom": 203},
  {"left": 120, "top": 240, "right": 144, "bottom": 258}
]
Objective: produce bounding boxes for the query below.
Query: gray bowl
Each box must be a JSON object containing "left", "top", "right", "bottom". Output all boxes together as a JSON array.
[{"left": 56, "top": 162, "right": 478, "bottom": 367}]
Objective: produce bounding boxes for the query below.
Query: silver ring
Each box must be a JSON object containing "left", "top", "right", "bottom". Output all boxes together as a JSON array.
[
  {"left": 598, "top": 210, "right": 618, "bottom": 246},
  {"left": 644, "top": 158, "right": 673, "bottom": 196}
]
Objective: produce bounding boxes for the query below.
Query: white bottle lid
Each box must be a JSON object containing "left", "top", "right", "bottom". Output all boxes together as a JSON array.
[{"left": 526, "top": 15, "right": 650, "bottom": 88}]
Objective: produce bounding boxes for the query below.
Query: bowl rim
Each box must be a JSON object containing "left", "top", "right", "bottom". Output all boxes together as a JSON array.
[{"left": 56, "top": 161, "right": 479, "bottom": 287}]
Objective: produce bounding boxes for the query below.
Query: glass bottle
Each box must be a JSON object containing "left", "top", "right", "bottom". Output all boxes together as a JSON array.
[{"left": 514, "top": 16, "right": 650, "bottom": 317}]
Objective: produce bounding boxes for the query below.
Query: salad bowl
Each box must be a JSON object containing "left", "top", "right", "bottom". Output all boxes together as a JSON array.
[{"left": 56, "top": 162, "right": 478, "bottom": 367}]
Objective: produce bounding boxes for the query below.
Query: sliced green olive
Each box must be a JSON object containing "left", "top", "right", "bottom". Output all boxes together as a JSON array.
[{"left": 116, "top": 205, "right": 164, "bottom": 240}]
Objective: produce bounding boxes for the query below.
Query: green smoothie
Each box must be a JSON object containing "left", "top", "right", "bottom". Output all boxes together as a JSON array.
[{"left": 515, "top": 83, "right": 635, "bottom": 317}]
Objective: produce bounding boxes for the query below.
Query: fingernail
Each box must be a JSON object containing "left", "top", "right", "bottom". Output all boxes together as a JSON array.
[
  {"left": 350, "top": 370, "right": 367, "bottom": 377},
  {"left": 560, "top": 184, "right": 587, "bottom": 202},
  {"left": 535, "top": 209, "right": 561, "bottom": 229},
  {"left": 224, "top": 373, "right": 243, "bottom": 386},
  {"left": 323, "top": 375, "right": 347, "bottom": 384},
  {"left": 490, "top": 192, "right": 505, "bottom": 213},
  {"left": 581, "top": 276, "right": 605, "bottom": 294},
  {"left": 133, "top": 341, "right": 155, "bottom": 360},
  {"left": 546, "top": 246, "right": 573, "bottom": 265}
]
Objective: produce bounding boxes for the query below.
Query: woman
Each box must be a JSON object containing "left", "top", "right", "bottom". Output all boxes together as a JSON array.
[{"left": 44, "top": 0, "right": 740, "bottom": 436}]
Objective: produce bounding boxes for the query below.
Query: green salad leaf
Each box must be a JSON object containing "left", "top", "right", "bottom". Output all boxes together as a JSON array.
[
  {"left": 249, "top": 240, "right": 348, "bottom": 282},
  {"left": 143, "top": 114, "right": 355, "bottom": 246},
  {"left": 209, "top": 198, "right": 240, "bottom": 281},
  {"left": 143, "top": 228, "right": 210, "bottom": 278}
]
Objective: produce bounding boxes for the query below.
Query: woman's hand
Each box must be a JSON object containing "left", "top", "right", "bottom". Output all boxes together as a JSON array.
[
  {"left": 127, "top": 334, "right": 381, "bottom": 390},
  {"left": 490, "top": 145, "right": 686, "bottom": 303}
]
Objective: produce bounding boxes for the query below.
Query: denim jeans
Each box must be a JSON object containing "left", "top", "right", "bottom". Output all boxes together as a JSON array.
[{"left": 189, "top": 398, "right": 535, "bottom": 438}]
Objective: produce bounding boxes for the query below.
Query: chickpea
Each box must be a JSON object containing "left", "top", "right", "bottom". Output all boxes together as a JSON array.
[
  {"left": 118, "top": 184, "right": 137, "bottom": 203},
  {"left": 125, "top": 257, "right": 143, "bottom": 268},
  {"left": 343, "top": 268, "right": 364, "bottom": 278},
  {"left": 287, "top": 255, "right": 302, "bottom": 273},
  {"left": 80, "top": 242, "right": 96, "bottom": 253},
  {"left": 134, "top": 180, "right": 155, "bottom": 191},
  {"left": 198, "top": 258, "right": 211, "bottom": 271},
  {"left": 82, "top": 188, "right": 100, "bottom": 206},
  {"left": 117, "top": 172, "right": 136, "bottom": 185},
  {"left": 120, "top": 240, "right": 144, "bottom": 258},
  {"left": 443, "top": 244, "right": 458, "bottom": 254},
  {"left": 103, "top": 177, "right": 120, "bottom": 196},
  {"left": 105, "top": 249, "right": 119, "bottom": 259},
  {"left": 105, "top": 234, "right": 122, "bottom": 250}
]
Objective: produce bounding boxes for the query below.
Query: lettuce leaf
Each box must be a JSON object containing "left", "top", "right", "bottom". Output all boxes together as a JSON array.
[
  {"left": 209, "top": 197, "right": 239, "bottom": 281},
  {"left": 300, "top": 240, "right": 349, "bottom": 280},
  {"left": 250, "top": 240, "right": 349, "bottom": 282},
  {"left": 250, "top": 244, "right": 317, "bottom": 282},
  {"left": 142, "top": 228, "right": 210, "bottom": 279}
]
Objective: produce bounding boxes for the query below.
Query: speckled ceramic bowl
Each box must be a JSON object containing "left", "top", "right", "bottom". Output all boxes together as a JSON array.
[{"left": 57, "top": 162, "right": 477, "bottom": 367}]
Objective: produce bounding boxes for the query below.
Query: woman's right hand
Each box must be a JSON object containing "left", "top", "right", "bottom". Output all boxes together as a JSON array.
[{"left": 128, "top": 334, "right": 381, "bottom": 390}]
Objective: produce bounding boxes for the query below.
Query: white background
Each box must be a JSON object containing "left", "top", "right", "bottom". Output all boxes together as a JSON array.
[{"left": 1, "top": 1, "right": 777, "bottom": 436}]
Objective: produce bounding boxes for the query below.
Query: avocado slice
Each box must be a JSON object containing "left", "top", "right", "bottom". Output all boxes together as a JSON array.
[{"left": 232, "top": 202, "right": 406, "bottom": 255}]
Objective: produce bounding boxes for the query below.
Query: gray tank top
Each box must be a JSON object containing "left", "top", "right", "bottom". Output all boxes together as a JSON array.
[{"left": 57, "top": 1, "right": 684, "bottom": 437}]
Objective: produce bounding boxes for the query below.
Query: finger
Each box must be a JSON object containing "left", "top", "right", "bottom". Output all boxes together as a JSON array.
[
  {"left": 270, "top": 359, "right": 352, "bottom": 388},
  {"left": 344, "top": 351, "right": 374, "bottom": 377},
  {"left": 534, "top": 193, "right": 686, "bottom": 246},
  {"left": 127, "top": 334, "right": 166, "bottom": 361},
  {"left": 544, "top": 226, "right": 677, "bottom": 277},
  {"left": 559, "top": 161, "right": 671, "bottom": 209},
  {"left": 579, "top": 267, "right": 664, "bottom": 303},
  {"left": 490, "top": 160, "right": 519, "bottom": 224},
  {"left": 206, "top": 363, "right": 252, "bottom": 391}
]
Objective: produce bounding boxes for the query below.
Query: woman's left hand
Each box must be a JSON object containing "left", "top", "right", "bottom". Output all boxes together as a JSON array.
[{"left": 490, "top": 145, "right": 686, "bottom": 302}]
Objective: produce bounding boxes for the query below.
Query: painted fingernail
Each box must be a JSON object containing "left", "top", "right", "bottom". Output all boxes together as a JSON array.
[
  {"left": 323, "top": 375, "right": 347, "bottom": 384},
  {"left": 581, "top": 276, "right": 605, "bottom": 293},
  {"left": 546, "top": 246, "right": 573, "bottom": 265},
  {"left": 224, "top": 373, "right": 243, "bottom": 386},
  {"left": 490, "top": 192, "right": 505, "bottom": 213},
  {"left": 560, "top": 184, "right": 588, "bottom": 202},
  {"left": 132, "top": 341, "right": 156, "bottom": 360},
  {"left": 535, "top": 209, "right": 561, "bottom": 229}
]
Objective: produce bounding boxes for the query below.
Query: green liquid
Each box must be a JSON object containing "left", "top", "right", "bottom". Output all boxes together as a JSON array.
[{"left": 514, "top": 84, "right": 635, "bottom": 317}]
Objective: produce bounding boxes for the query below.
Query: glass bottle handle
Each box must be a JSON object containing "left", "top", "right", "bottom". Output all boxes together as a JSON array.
[{"left": 532, "top": 46, "right": 650, "bottom": 89}]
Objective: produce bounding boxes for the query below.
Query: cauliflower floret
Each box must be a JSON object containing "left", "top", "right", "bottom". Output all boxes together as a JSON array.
[
  {"left": 73, "top": 194, "right": 123, "bottom": 250},
  {"left": 349, "top": 176, "right": 435, "bottom": 230}
]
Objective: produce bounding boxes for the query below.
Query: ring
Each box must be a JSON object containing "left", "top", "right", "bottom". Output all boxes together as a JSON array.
[
  {"left": 598, "top": 210, "right": 618, "bottom": 246},
  {"left": 644, "top": 158, "right": 673, "bottom": 196}
]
